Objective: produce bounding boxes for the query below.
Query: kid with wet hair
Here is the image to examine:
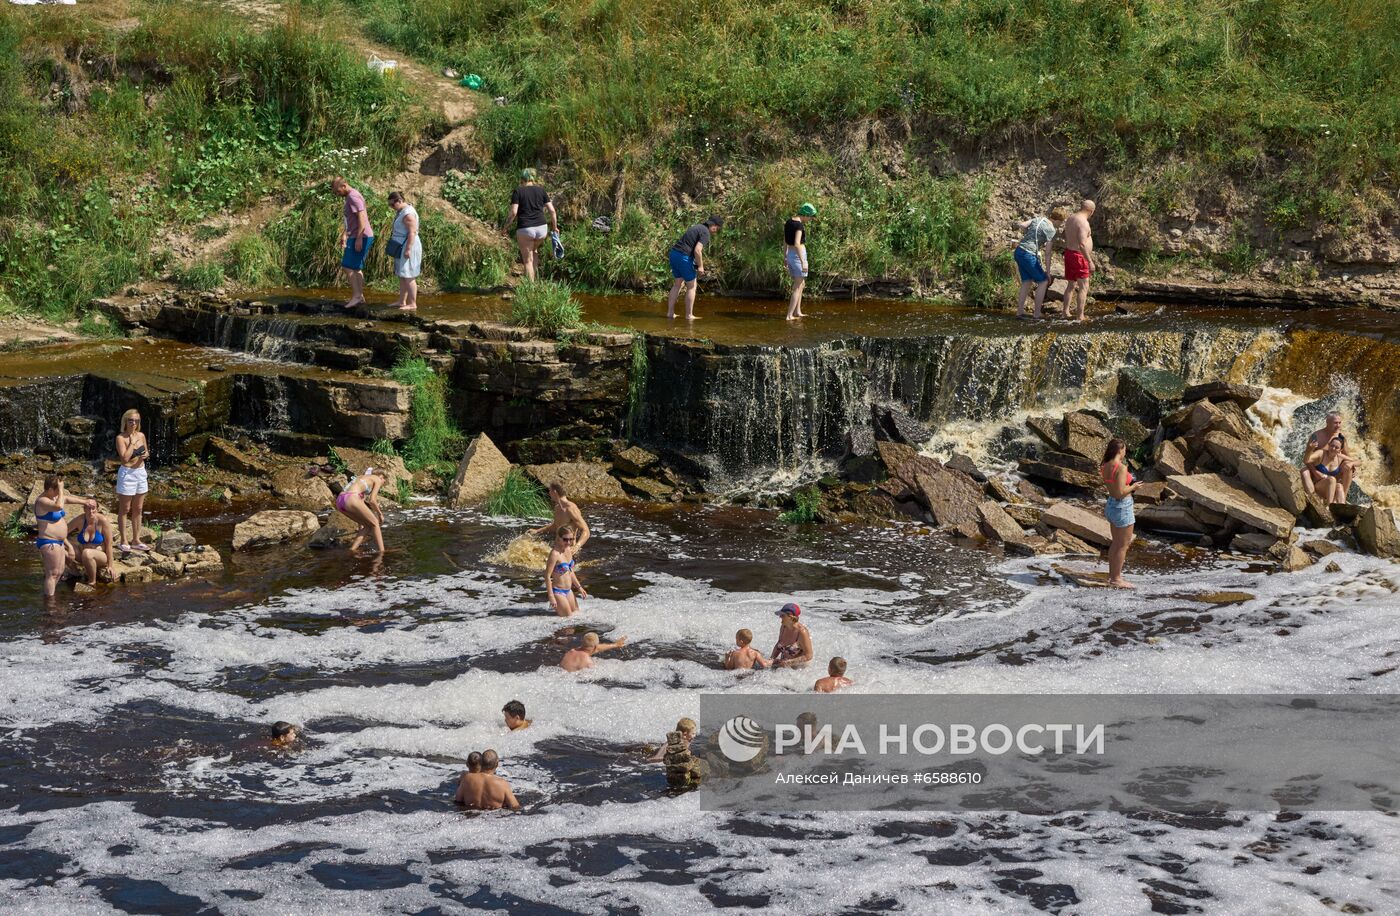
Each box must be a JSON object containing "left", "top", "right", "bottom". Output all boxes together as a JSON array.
[
  {"left": 268, "top": 722, "right": 299, "bottom": 746},
  {"left": 502, "top": 700, "right": 531, "bottom": 731},
  {"left": 560, "top": 631, "right": 627, "bottom": 671},
  {"left": 723, "top": 629, "right": 771, "bottom": 670},
  {"left": 813, "top": 657, "right": 853, "bottom": 693}
]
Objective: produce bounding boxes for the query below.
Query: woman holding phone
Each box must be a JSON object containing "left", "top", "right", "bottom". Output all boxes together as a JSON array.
[{"left": 115, "top": 408, "right": 150, "bottom": 552}]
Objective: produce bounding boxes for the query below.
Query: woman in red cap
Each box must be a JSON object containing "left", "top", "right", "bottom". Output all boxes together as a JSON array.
[{"left": 771, "top": 603, "right": 814, "bottom": 668}]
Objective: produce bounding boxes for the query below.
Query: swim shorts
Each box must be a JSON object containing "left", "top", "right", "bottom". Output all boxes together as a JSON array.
[
  {"left": 669, "top": 249, "right": 697, "bottom": 282},
  {"left": 341, "top": 235, "right": 375, "bottom": 271},
  {"left": 116, "top": 465, "right": 149, "bottom": 497},
  {"left": 1014, "top": 247, "right": 1048, "bottom": 284},
  {"left": 1064, "top": 249, "right": 1092, "bottom": 281}
]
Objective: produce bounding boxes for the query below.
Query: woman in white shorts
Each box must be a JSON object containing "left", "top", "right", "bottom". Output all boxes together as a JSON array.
[
  {"left": 503, "top": 168, "right": 558, "bottom": 282},
  {"left": 114, "top": 408, "right": 150, "bottom": 551}
]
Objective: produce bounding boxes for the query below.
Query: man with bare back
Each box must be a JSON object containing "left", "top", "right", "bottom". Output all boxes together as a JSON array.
[
  {"left": 530, "top": 481, "right": 590, "bottom": 552},
  {"left": 455, "top": 749, "right": 520, "bottom": 810},
  {"left": 1062, "top": 199, "right": 1096, "bottom": 321}
]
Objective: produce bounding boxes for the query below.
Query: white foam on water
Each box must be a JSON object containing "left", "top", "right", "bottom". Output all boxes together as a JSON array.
[{"left": 5, "top": 510, "right": 1400, "bottom": 912}]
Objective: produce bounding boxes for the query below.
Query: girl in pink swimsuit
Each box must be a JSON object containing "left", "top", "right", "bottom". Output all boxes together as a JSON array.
[{"left": 335, "top": 468, "right": 387, "bottom": 555}]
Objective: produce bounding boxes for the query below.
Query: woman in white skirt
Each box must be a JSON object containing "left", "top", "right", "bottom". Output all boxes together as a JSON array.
[
  {"left": 386, "top": 191, "right": 422, "bottom": 311},
  {"left": 114, "top": 408, "right": 150, "bottom": 552}
]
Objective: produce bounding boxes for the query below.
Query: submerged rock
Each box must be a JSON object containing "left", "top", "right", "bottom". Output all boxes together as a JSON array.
[
  {"left": 232, "top": 510, "right": 320, "bottom": 551},
  {"left": 449, "top": 433, "right": 512, "bottom": 508}
]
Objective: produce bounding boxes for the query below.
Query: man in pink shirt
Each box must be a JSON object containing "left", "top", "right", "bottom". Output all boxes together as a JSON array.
[{"left": 332, "top": 177, "right": 375, "bottom": 309}]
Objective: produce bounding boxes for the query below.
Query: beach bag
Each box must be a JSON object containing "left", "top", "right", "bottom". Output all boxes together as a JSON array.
[{"left": 386, "top": 239, "right": 405, "bottom": 258}]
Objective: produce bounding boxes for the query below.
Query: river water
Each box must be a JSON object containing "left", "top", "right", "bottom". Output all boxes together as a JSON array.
[{"left": 4, "top": 499, "right": 1400, "bottom": 913}]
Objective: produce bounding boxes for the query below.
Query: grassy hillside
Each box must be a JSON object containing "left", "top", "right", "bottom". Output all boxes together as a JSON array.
[
  {"left": 351, "top": 0, "right": 1398, "bottom": 297},
  {"left": 0, "top": 0, "right": 506, "bottom": 321}
]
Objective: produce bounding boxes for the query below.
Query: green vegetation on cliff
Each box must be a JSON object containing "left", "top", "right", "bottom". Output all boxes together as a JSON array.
[{"left": 352, "top": 0, "right": 1397, "bottom": 296}]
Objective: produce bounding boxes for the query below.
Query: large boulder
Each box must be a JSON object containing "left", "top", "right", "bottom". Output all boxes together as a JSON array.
[
  {"left": 1106, "top": 416, "right": 1151, "bottom": 450},
  {"left": 524, "top": 462, "right": 628, "bottom": 501},
  {"left": 1017, "top": 452, "right": 1102, "bottom": 491},
  {"left": 1154, "top": 439, "right": 1188, "bottom": 478},
  {"left": 613, "top": 445, "right": 659, "bottom": 477},
  {"left": 1135, "top": 500, "right": 1208, "bottom": 535},
  {"left": 449, "top": 433, "right": 512, "bottom": 507},
  {"left": 1356, "top": 506, "right": 1400, "bottom": 558},
  {"left": 156, "top": 530, "right": 196, "bottom": 554},
  {"left": 1025, "top": 416, "right": 1064, "bottom": 450},
  {"left": 1041, "top": 502, "right": 1112, "bottom": 547},
  {"left": 1062, "top": 411, "right": 1113, "bottom": 462},
  {"left": 911, "top": 464, "right": 985, "bottom": 532},
  {"left": 1202, "top": 431, "right": 1306, "bottom": 515},
  {"left": 1117, "top": 367, "right": 1185, "bottom": 425},
  {"left": 232, "top": 510, "right": 320, "bottom": 551},
  {"left": 270, "top": 467, "right": 334, "bottom": 511},
  {"left": 205, "top": 437, "right": 268, "bottom": 476},
  {"left": 0, "top": 477, "right": 26, "bottom": 503},
  {"left": 1182, "top": 381, "right": 1262, "bottom": 412},
  {"left": 1166, "top": 473, "right": 1297, "bottom": 538},
  {"left": 977, "top": 500, "right": 1029, "bottom": 545}
]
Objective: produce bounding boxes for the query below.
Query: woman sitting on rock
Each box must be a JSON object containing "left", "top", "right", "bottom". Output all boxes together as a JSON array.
[
  {"left": 545, "top": 525, "right": 586, "bottom": 616},
  {"left": 334, "top": 467, "right": 386, "bottom": 556},
  {"left": 67, "top": 499, "right": 115, "bottom": 588},
  {"left": 1305, "top": 435, "right": 1349, "bottom": 505},
  {"left": 1100, "top": 438, "right": 1139, "bottom": 589}
]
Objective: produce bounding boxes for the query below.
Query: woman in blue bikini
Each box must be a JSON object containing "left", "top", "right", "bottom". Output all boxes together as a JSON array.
[
  {"left": 33, "top": 474, "right": 87, "bottom": 597},
  {"left": 67, "top": 499, "right": 115, "bottom": 587},
  {"left": 1304, "top": 435, "right": 1348, "bottom": 505},
  {"left": 545, "top": 525, "right": 586, "bottom": 617}
]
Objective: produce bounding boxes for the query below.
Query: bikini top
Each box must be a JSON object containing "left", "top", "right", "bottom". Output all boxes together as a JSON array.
[
  {"left": 76, "top": 525, "right": 104, "bottom": 546},
  {"left": 36, "top": 507, "right": 64, "bottom": 523},
  {"left": 1102, "top": 461, "right": 1134, "bottom": 486},
  {"left": 554, "top": 559, "right": 575, "bottom": 574}
]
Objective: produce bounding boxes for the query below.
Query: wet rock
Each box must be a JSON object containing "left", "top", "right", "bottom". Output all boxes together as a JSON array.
[
  {"left": 232, "top": 510, "right": 320, "bottom": 551},
  {"left": 178, "top": 547, "right": 224, "bottom": 576},
  {"left": 1136, "top": 501, "right": 1208, "bottom": 535},
  {"left": 1041, "top": 502, "right": 1112, "bottom": 547},
  {"left": 1004, "top": 504, "right": 1043, "bottom": 528},
  {"left": 1182, "top": 399, "right": 1255, "bottom": 447},
  {"left": 984, "top": 477, "right": 1017, "bottom": 502},
  {"left": 1062, "top": 411, "right": 1113, "bottom": 461},
  {"left": 1356, "top": 505, "right": 1400, "bottom": 558},
  {"left": 1015, "top": 480, "right": 1049, "bottom": 505},
  {"left": 310, "top": 511, "right": 359, "bottom": 549},
  {"left": 270, "top": 467, "right": 334, "bottom": 511},
  {"left": 839, "top": 453, "right": 883, "bottom": 484},
  {"left": 619, "top": 475, "right": 674, "bottom": 501},
  {"left": 1116, "top": 367, "right": 1185, "bottom": 425},
  {"left": 1106, "top": 416, "right": 1151, "bottom": 450},
  {"left": 1025, "top": 416, "right": 1063, "bottom": 450},
  {"left": 1017, "top": 453, "right": 1101, "bottom": 491},
  {"left": 910, "top": 464, "right": 985, "bottom": 532},
  {"left": 977, "top": 500, "right": 1029, "bottom": 545},
  {"left": 1325, "top": 560, "right": 1343, "bottom": 573},
  {"left": 525, "top": 462, "right": 627, "bottom": 501},
  {"left": 1300, "top": 539, "right": 1341, "bottom": 558},
  {"left": 1051, "top": 529, "right": 1100, "bottom": 556},
  {"left": 73, "top": 581, "right": 98, "bottom": 595},
  {"left": 664, "top": 730, "right": 706, "bottom": 789},
  {"left": 205, "top": 437, "right": 268, "bottom": 476},
  {"left": 156, "top": 530, "right": 196, "bottom": 554},
  {"left": 1300, "top": 490, "right": 1333, "bottom": 528},
  {"left": 511, "top": 437, "right": 609, "bottom": 465},
  {"left": 449, "top": 433, "right": 512, "bottom": 508},
  {"left": 1330, "top": 503, "right": 1364, "bottom": 525},
  {"left": 873, "top": 403, "right": 931, "bottom": 446},
  {"left": 946, "top": 453, "right": 987, "bottom": 482},
  {"left": 1230, "top": 532, "right": 1277, "bottom": 555},
  {"left": 1202, "top": 431, "right": 1306, "bottom": 515},
  {"left": 0, "top": 477, "right": 24, "bottom": 503},
  {"left": 112, "top": 559, "right": 154, "bottom": 584},
  {"left": 1167, "top": 473, "right": 1296, "bottom": 538},
  {"left": 151, "top": 554, "right": 186, "bottom": 578},
  {"left": 1054, "top": 564, "right": 1112, "bottom": 588},
  {"left": 1279, "top": 545, "right": 1313, "bottom": 572},
  {"left": 612, "top": 446, "right": 659, "bottom": 478},
  {"left": 1182, "top": 381, "right": 1263, "bottom": 412}
]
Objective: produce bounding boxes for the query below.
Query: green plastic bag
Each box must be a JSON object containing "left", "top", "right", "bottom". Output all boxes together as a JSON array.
[{"left": 460, "top": 73, "right": 483, "bottom": 90}]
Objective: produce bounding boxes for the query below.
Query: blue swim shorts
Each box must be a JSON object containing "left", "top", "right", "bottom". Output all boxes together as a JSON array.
[
  {"left": 669, "top": 249, "right": 697, "bottom": 282},
  {"left": 1105, "top": 495, "right": 1135, "bottom": 529},
  {"left": 1014, "top": 247, "right": 1048, "bottom": 284},
  {"left": 342, "top": 235, "right": 375, "bottom": 271}
]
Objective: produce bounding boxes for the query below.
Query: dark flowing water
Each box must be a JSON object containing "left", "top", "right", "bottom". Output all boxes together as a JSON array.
[{"left": 3, "top": 501, "right": 1400, "bottom": 913}]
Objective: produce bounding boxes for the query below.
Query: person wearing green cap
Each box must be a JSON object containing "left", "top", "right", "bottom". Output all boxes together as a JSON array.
[
  {"left": 784, "top": 203, "right": 817, "bottom": 320},
  {"left": 503, "top": 168, "right": 558, "bottom": 282}
]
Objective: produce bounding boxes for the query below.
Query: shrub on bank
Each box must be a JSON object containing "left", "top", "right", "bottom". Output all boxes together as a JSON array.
[
  {"left": 510, "top": 281, "right": 581, "bottom": 336},
  {"left": 390, "top": 354, "right": 461, "bottom": 470},
  {"left": 485, "top": 469, "right": 550, "bottom": 519}
]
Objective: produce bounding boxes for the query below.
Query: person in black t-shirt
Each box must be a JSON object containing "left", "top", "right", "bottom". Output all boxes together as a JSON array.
[
  {"left": 503, "top": 168, "right": 559, "bottom": 282},
  {"left": 784, "top": 202, "right": 817, "bottom": 320},
  {"left": 666, "top": 215, "right": 723, "bottom": 320}
]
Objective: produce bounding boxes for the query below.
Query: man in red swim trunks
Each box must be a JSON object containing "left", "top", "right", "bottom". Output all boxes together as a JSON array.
[{"left": 1062, "top": 199, "right": 1096, "bottom": 322}]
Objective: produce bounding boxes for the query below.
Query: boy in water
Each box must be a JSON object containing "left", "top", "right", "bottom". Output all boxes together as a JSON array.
[
  {"left": 502, "top": 700, "right": 531, "bottom": 731},
  {"left": 723, "top": 629, "right": 771, "bottom": 670},
  {"left": 813, "top": 657, "right": 853, "bottom": 693},
  {"left": 560, "top": 632, "right": 628, "bottom": 672},
  {"left": 458, "top": 750, "right": 520, "bottom": 810},
  {"left": 454, "top": 751, "right": 484, "bottom": 805},
  {"left": 268, "top": 721, "right": 299, "bottom": 747}
]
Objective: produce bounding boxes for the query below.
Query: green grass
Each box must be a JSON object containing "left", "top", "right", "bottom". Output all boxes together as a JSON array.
[
  {"left": 510, "top": 280, "right": 581, "bottom": 336},
  {"left": 626, "top": 333, "right": 647, "bottom": 438},
  {"left": 369, "top": 438, "right": 398, "bottom": 456},
  {"left": 2, "top": 508, "right": 23, "bottom": 540},
  {"left": 171, "top": 259, "right": 226, "bottom": 290},
  {"left": 394, "top": 477, "right": 413, "bottom": 504},
  {"left": 344, "top": 0, "right": 1398, "bottom": 291},
  {"left": 0, "top": 0, "right": 430, "bottom": 319},
  {"left": 778, "top": 488, "right": 821, "bottom": 525},
  {"left": 78, "top": 309, "right": 124, "bottom": 339},
  {"left": 485, "top": 468, "right": 550, "bottom": 518},
  {"left": 390, "top": 354, "right": 461, "bottom": 469}
]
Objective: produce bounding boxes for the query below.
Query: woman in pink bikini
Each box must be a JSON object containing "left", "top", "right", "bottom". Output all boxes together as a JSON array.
[
  {"left": 334, "top": 467, "right": 387, "bottom": 555},
  {"left": 1099, "top": 438, "right": 1139, "bottom": 589}
]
